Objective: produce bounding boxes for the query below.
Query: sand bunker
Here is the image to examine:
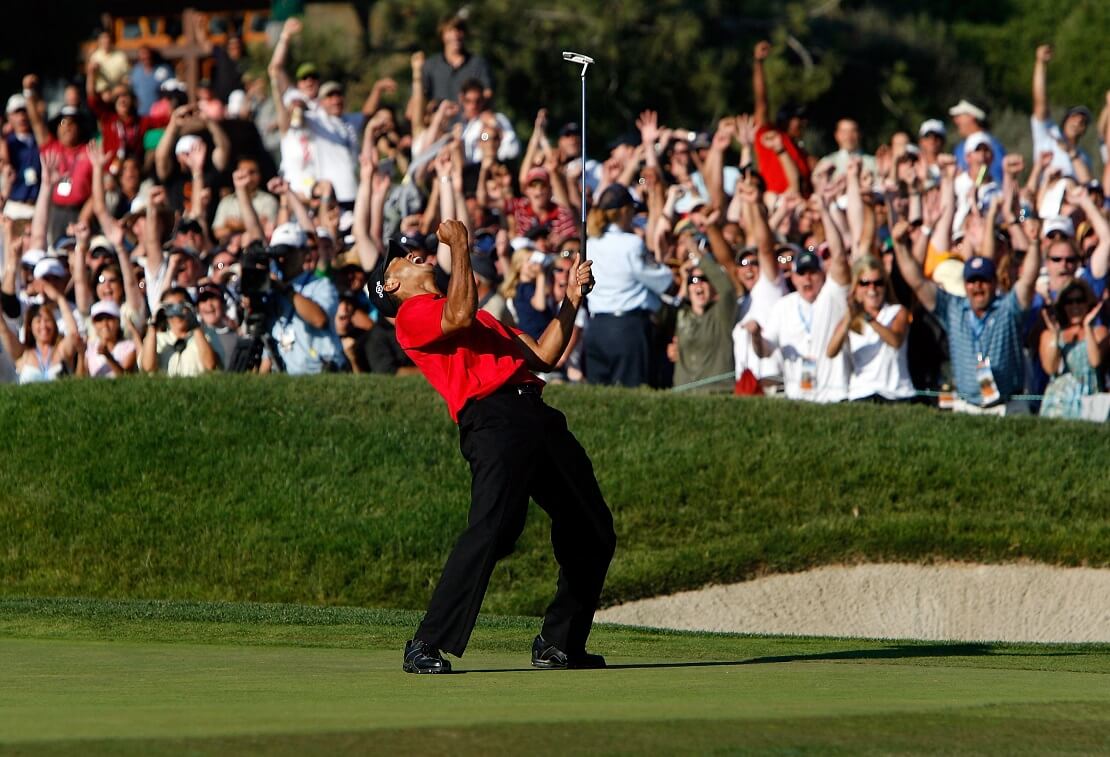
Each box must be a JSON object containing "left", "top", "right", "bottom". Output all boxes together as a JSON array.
[{"left": 596, "top": 563, "right": 1110, "bottom": 643}]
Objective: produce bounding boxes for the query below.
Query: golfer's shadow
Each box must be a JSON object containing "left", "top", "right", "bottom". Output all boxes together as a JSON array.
[{"left": 460, "top": 643, "right": 1084, "bottom": 673}]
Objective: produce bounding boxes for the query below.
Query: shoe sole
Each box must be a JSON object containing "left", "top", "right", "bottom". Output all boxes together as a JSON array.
[{"left": 402, "top": 662, "right": 452, "bottom": 674}]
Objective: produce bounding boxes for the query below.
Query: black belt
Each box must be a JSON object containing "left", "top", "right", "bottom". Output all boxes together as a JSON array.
[{"left": 493, "top": 383, "right": 542, "bottom": 398}]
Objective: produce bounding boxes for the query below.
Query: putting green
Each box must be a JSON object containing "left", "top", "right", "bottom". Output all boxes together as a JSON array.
[{"left": 2, "top": 599, "right": 1108, "bottom": 755}]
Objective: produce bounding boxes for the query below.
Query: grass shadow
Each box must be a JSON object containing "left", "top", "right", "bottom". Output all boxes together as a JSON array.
[{"left": 460, "top": 643, "right": 1091, "bottom": 673}]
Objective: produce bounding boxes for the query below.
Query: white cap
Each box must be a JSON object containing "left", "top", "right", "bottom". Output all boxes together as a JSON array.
[
  {"left": 1044, "top": 215, "right": 1076, "bottom": 239},
  {"left": 33, "top": 257, "right": 67, "bottom": 280},
  {"left": 175, "top": 134, "right": 201, "bottom": 156},
  {"left": 509, "top": 236, "right": 533, "bottom": 251},
  {"left": 931, "top": 257, "right": 966, "bottom": 296},
  {"left": 160, "top": 78, "right": 186, "bottom": 94},
  {"left": 338, "top": 209, "right": 354, "bottom": 232},
  {"left": 227, "top": 89, "right": 246, "bottom": 116},
  {"left": 948, "top": 99, "right": 986, "bottom": 122},
  {"left": 270, "top": 222, "right": 307, "bottom": 249},
  {"left": 89, "top": 234, "right": 115, "bottom": 253},
  {"left": 5, "top": 94, "right": 27, "bottom": 115},
  {"left": 918, "top": 118, "right": 946, "bottom": 138},
  {"left": 963, "top": 131, "right": 993, "bottom": 156},
  {"left": 283, "top": 89, "right": 310, "bottom": 108},
  {"left": 127, "top": 194, "right": 147, "bottom": 217},
  {"left": 20, "top": 248, "right": 46, "bottom": 268},
  {"left": 91, "top": 299, "right": 121, "bottom": 320}
]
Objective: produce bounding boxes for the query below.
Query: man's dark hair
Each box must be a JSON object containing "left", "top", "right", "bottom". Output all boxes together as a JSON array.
[
  {"left": 459, "top": 78, "right": 484, "bottom": 98},
  {"left": 438, "top": 15, "right": 467, "bottom": 34},
  {"left": 164, "top": 286, "right": 195, "bottom": 306}
]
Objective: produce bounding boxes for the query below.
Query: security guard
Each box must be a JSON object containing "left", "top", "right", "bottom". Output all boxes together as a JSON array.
[{"left": 583, "top": 184, "right": 673, "bottom": 386}]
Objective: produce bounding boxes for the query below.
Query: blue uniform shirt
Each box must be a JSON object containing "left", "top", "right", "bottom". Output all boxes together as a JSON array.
[{"left": 268, "top": 271, "right": 345, "bottom": 374}]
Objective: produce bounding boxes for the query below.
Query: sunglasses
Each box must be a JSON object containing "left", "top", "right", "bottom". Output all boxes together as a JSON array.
[
  {"left": 553, "top": 266, "right": 572, "bottom": 276},
  {"left": 1047, "top": 231, "right": 1070, "bottom": 241},
  {"left": 738, "top": 257, "right": 759, "bottom": 267},
  {"left": 777, "top": 254, "right": 794, "bottom": 265},
  {"left": 688, "top": 275, "right": 707, "bottom": 285},
  {"left": 97, "top": 275, "right": 120, "bottom": 285},
  {"left": 858, "top": 278, "right": 884, "bottom": 288},
  {"left": 1048, "top": 256, "right": 1079, "bottom": 265}
]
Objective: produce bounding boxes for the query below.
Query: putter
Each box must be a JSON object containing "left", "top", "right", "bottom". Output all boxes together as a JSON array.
[{"left": 562, "top": 51, "right": 594, "bottom": 295}]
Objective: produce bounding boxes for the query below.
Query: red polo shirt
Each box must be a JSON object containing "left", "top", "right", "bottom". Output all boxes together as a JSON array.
[
  {"left": 394, "top": 293, "right": 541, "bottom": 422},
  {"left": 754, "top": 125, "right": 811, "bottom": 194}
]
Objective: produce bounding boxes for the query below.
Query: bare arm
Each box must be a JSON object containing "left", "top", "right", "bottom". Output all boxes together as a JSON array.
[
  {"left": 360, "top": 77, "right": 396, "bottom": 118},
  {"left": 29, "top": 151, "right": 56, "bottom": 252},
  {"left": 751, "top": 41, "right": 771, "bottom": 127},
  {"left": 930, "top": 155, "right": 957, "bottom": 252},
  {"left": 519, "top": 109, "right": 547, "bottom": 189},
  {"left": 155, "top": 105, "right": 189, "bottom": 182},
  {"left": 1032, "top": 45, "right": 1051, "bottom": 122},
  {"left": 235, "top": 168, "right": 265, "bottom": 244},
  {"left": 23, "top": 76, "right": 49, "bottom": 145},
  {"left": 352, "top": 156, "right": 382, "bottom": 271},
  {"left": 1013, "top": 226, "right": 1042, "bottom": 310},
  {"left": 437, "top": 220, "right": 478, "bottom": 336},
  {"left": 267, "top": 18, "right": 299, "bottom": 107},
  {"left": 204, "top": 117, "right": 231, "bottom": 172},
  {"left": 1070, "top": 187, "right": 1110, "bottom": 279},
  {"left": 892, "top": 219, "right": 937, "bottom": 311},
  {"left": 826, "top": 313, "right": 850, "bottom": 358},
  {"left": 144, "top": 186, "right": 167, "bottom": 277},
  {"left": 406, "top": 52, "right": 426, "bottom": 138},
  {"left": 844, "top": 156, "right": 866, "bottom": 255},
  {"left": 69, "top": 224, "right": 93, "bottom": 315},
  {"left": 514, "top": 254, "right": 594, "bottom": 371}
]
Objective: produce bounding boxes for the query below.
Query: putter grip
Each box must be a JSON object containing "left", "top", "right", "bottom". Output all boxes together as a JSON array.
[{"left": 579, "top": 251, "right": 593, "bottom": 296}]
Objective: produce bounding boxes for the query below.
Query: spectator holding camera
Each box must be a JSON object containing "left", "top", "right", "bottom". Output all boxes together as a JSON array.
[
  {"left": 259, "top": 223, "right": 345, "bottom": 374},
  {"left": 141, "top": 287, "right": 219, "bottom": 376}
]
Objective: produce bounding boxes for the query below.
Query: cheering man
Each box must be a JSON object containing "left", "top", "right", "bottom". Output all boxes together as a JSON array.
[{"left": 369, "top": 219, "right": 615, "bottom": 674}]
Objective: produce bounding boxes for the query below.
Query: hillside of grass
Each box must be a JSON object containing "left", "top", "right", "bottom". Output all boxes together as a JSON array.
[{"left": 1, "top": 375, "right": 1108, "bottom": 615}]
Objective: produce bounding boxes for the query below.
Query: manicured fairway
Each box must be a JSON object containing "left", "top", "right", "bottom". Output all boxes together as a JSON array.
[{"left": 1, "top": 599, "right": 1108, "bottom": 755}]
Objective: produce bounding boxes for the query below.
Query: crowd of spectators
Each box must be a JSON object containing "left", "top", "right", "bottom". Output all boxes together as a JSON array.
[{"left": 1, "top": 19, "right": 1108, "bottom": 420}]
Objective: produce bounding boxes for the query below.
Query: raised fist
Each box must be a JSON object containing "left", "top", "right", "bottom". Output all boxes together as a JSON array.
[{"left": 437, "top": 218, "right": 468, "bottom": 249}]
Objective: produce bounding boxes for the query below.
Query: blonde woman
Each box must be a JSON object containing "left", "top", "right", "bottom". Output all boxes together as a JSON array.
[
  {"left": 827, "top": 255, "right": 914, "bottom": 401},
  {"left": 498, "top": 247, "right": 533, "bottom": 328}
]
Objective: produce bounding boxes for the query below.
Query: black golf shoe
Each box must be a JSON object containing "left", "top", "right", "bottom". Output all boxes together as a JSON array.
[
  {"left": 403, "top": 639, "right": 452, "bottom": 674},
  {"left": 531, "top": 634, "right": 607, "bottom": 669}
]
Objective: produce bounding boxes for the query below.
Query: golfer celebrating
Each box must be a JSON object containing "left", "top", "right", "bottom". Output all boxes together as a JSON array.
[{"left": 369, "top": 219, "right": 615, "bottom": 674}]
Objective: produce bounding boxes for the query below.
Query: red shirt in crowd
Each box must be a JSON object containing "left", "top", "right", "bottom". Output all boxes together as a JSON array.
[
  {"left": 87, "top": 95, "right": 167, "bottom": 165},
  {"left": 509, "top": 197, "right": 577, "bottom": 243},
  {"left": 754, "top": 124, "right": 811, "bottom": 194},
  {"left": 40, "top": 140, "right": 92, "bottom": 208},
  {"left": 394, "top": 293, "right": 541, "bottom": 422}
]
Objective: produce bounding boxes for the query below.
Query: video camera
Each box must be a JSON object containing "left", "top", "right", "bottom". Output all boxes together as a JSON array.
[{"left": 230, "top": 240, "right": 300, "bottom": 372}]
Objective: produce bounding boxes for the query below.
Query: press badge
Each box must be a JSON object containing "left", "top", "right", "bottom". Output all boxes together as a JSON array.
[
  {"left": 56, "top": 178, "right": 72, "bottom": 198},
  {"left": 800, "top": 356, "right": 817, "bottom": 394},
  {"left": 23, "top": 167, "right": 37, "bottom": 186},
  {"left": 976, "top": 354, "right": 1000, "bottom": 406}
]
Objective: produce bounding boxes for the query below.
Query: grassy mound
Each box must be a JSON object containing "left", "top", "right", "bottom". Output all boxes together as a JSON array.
[{"left": 1, "top": 374, "right": 1108, "bottom": 615}]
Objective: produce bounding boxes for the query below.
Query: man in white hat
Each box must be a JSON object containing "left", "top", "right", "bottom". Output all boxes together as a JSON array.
[{"left": 949, "top": 99, "right": 1006, "bottom": 182}]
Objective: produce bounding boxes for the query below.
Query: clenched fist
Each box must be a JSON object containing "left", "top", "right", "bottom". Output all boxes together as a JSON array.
[{"left": 437, "top": 219, "right": 468, "bottom": 249}]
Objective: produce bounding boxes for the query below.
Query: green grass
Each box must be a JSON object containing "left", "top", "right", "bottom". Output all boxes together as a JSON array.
[
  {"left": 2, "top": 374, "right": 1109, "bottom": 616},
  {"left": 2, "top": 598, "right": 1108, "bottom": 755}
]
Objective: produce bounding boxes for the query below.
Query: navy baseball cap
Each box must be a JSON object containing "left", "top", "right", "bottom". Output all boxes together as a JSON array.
[
  {"left": 367, "top": 239, "right": 411, "bottom": 318},
  {"left": 963, "top": 256, "right": 996, "bottom": 282},
  {"left": 792, "top": 250, "right": 822, "bottom": 274},
  {"left": 597, "top": 184, "right": 637, "bottom": 211}
]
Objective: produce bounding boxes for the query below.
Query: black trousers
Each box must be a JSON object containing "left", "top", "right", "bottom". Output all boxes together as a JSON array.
[
  {"left": 415, "top": 387, "right": 616, "bottom": 658},
  {"left": 586, "top": 310, "right": 653, "bottom": 387}
]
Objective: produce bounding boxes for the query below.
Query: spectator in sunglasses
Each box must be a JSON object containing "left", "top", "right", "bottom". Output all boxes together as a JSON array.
[
  {"left": 668, "top": 240, "right": 737, "bottom": 393},
  {"left": 826, "top": 255, "right": 914, "bottom": 402},
  {"left": 1038, "top": 279, "right": 1107, "bottom": 418}
]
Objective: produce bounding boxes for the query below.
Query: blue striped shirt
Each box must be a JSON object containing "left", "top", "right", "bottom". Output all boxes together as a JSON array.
[{"left": 933, "top": 289, "right": 1027, "bottom": 403}]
